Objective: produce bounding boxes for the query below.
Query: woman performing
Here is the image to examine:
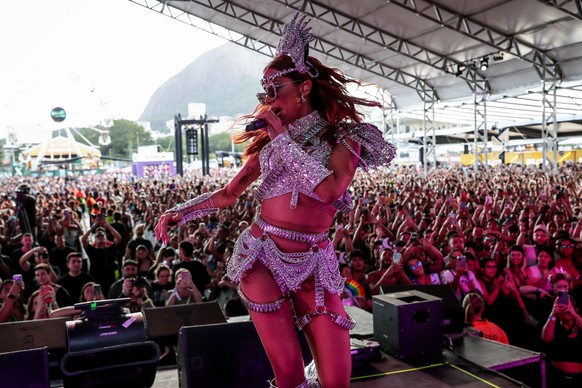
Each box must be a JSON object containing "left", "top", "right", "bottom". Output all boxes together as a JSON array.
[{"left": 155, "top": 12, "right": 396, "bottom": 388}]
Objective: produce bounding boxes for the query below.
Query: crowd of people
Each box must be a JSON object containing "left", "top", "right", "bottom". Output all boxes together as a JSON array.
[{"left": 0, "top": 162, "right": 581, "bottom": 385}]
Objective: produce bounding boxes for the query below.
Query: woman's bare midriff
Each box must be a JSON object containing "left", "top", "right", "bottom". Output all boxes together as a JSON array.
[
  {"left": 259, "top": 193, "right": 336, "bottom": 231},
  {"left": 251, "top": 193, "right": 336, "bottom": 252}
]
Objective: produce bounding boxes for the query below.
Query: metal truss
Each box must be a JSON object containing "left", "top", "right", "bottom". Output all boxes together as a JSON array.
[
  {"left": 473, "top": 84, "right": 489, "bottom": 172},
  {"left": 419, "top": 86, "right": 437, "bottom": 175},
  {"left": 129, "top": 0, "right": 435, "bottom": 101},
  {"left": 389, "top": 0, "right": 563, "bottom": 80},
  {"left": 273, "top": 0, "right": 489, "bottom": 94},
  {"left": 379, "top": 89, "right": 397, "bottom": 143},
  {"left": 129, "top": 0, "right": 568, "bottom": 173},
  {"left": 538, "top": 0, "right": 582, "bottom": 20},
  {"left": 541, "top": 78, "right": 559, "bottom": 173},
  {"left": 388, "top": 0, "right": 564, "bottom": 173}
]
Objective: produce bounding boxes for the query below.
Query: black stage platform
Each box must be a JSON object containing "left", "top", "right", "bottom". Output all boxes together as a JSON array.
[
  {"left": 150, "top": 349, "right": 528, "bottom": 387},
  {"left": 345, "top": 305, "right": 542, "bottom": 388},
  {"left": 149, "top": 306, "right": 541, "bottom": 387},
  {"left": 1, "top": 302, "right": 544, "bottom": 388},
  {"left": 350, "top": 351, "right": 528, "bottom": 387}
]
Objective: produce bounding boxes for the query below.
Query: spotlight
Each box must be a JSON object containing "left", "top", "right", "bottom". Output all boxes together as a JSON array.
[
  {"left": 455, "top": 64, "right": 465, "bottom": 77},
  {"left": 492, "top": 52, "right": 504, "bottom": 61},
  {"left": 480, "top": 57, "right": 489, "bottom": 71}
]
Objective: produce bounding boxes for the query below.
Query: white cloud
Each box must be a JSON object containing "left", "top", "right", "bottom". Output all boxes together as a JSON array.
[{"left": 0, "top": 0, "right": 224, "bottom": 142}]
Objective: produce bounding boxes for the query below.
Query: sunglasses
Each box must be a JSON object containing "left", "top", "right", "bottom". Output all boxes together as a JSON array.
[
  {"left": 409, "top": 262, "right": 423, "bottom": 271},
  {"left": 257, "top": 80, "right": 302, "bottom": 103}
]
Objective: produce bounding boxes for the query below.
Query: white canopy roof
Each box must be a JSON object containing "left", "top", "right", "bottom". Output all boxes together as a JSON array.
[{"left": 130, "top": 0, "right": 582, "bottom": 143}]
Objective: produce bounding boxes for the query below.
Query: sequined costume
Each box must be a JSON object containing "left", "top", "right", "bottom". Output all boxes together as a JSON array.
[
  {"left": 254, "top": 110, "right": 396, "bottom": 212},
  {"left": 227, "top": 215, "right": 355, "bottom": 330},
  {"left": 225, "top": 110, "right": 396, "bottom": 330}
]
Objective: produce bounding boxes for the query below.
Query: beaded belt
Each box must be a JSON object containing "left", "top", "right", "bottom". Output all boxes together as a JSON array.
[{"left": 254, "top": 215, "right": 328, "bottom": 243}]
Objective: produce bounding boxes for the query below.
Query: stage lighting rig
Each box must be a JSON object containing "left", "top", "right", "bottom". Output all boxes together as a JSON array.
[{"left": 480, "top": 56, "right": 489, "bottom": 71}]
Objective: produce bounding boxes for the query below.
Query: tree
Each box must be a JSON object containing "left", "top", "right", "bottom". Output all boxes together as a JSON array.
[
  {"left": 155, "top": 136, "right": 175, "bottom": 153},
  {"left": 208, "top": 131, "right": 246, "bottom": 154}
]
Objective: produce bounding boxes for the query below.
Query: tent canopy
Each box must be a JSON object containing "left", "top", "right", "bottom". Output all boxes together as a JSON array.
[
  {"left": 23, "top": 136, "right": 101, "bottom": 159},
  {"left": 130, "top": 0, "right": 582, "bottom": 143}
]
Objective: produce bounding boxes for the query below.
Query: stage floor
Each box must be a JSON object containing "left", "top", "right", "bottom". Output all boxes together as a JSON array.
[{"left": 148, "top": 349, "right": 531, "bottom": 388}]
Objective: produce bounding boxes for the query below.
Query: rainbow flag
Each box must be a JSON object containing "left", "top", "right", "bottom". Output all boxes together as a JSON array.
[{"left": 345, "top": 278, "right": 365, "bottom": 297}]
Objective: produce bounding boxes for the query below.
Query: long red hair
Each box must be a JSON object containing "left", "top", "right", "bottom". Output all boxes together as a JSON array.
[{"left": 234, "top": 55, "right": 380, "bottom": 157}]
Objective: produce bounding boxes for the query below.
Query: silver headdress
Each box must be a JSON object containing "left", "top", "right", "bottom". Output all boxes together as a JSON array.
[{"left": 261, "top": 12, "right": 318, "bottom": 85}]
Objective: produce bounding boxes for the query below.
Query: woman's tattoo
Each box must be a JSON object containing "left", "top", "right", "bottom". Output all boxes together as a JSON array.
[{"left": 240, "top": 165, "right": 254, "bottom": 185}]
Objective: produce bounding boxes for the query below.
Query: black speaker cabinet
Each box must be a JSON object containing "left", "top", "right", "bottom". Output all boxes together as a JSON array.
[
  {"left": 0, "top": 317, "right": 68, "bottom": 353},
  {"left": 0, "top": 317, "right": 69, "bottom": 382},
  {"left": 62, "top": 302, "right": 159, "bottom": 387},
  {"left": 373, "top": 290, "right": 444, "bottom": 358},
  {"left": 381, "top": 284, "right": 464, "bottom": 333},
  {"left": 143, "top": 301, "right": 226, "bottom": 341},
  {"left": 60, "top": 341, "right": 160, "bottom": 388},
  {"left": 177, "top": 321, "right": 313, "bottom": 388},
  {"left": 65, "top": 311, "right": 146, "bottom": 352},
  {"left": 178, "top": 321, "right": 273, "bottom": 387},
  {"left": 0, "top": 347, "right": 49, "bottom": 388}
]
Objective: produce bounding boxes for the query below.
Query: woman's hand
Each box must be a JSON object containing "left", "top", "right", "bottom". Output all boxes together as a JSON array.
[
  {"left": 154, "top": 211, "right": 183, "bottom": 245},
  {"left": 256, "top": 109, "right": 284, "bottom": 140}
]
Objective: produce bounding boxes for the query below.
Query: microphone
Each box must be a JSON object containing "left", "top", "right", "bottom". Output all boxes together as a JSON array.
[{"left": 245, "top": 119, "right": 266, "bottom": 132}]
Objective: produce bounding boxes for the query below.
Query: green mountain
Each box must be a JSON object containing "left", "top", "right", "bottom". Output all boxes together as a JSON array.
[{"left": 139, "top": 43, "right": 270, "bottom": 132}]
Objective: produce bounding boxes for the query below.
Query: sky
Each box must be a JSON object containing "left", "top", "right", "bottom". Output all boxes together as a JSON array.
[{"left": 0, "top": 0, "right": 225, "bottom": 143}]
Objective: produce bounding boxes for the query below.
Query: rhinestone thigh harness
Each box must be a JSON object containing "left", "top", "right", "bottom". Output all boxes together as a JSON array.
[{"left": 226, "top": 216, "right": 355, "bottom": 330}]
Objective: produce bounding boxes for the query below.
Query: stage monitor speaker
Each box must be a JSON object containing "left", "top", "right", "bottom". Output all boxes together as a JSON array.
[
  {"left": 373, "top": 290, "right": 444, "bottom": 358},
  {"left": 381, "top": 284, "right": 464, "bottom": 333},
  {"left": 0, "top": 317, "right": 68, "bottom": 381},
  {"left": 0, "top": 347, "right": 49, "bottom": 388},
  {"left": 0, "top": 317, "right": 68, "bottom": 353},
  {"left": 62, "top": 299, "right": 159, "bottom": 387},
  {"left": 65, "top": 311, "right": 146, "bottom": 352},
  {"left": 143, "top": 301, "right": 226, "bottom": 341},
  {"left": 60, "top": 341, "right": 160, "bottom": 388},
  {"left": 177, "top": 321, "right": 312, "bottom": 388}
]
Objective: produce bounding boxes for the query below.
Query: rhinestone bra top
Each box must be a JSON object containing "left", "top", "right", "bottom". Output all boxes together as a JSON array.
[{"left": 254, "top": 110, "right": 397, "bottom": 212}]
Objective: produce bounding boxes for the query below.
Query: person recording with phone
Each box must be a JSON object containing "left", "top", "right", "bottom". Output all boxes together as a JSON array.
[
  {"left": 0, "top": 279, "right": 24, "bottom": 323},
  {"left": 368, "top": 247, "right": 411, "bottom": 294},
  {"left": 440, "top": 249, "right": 482, "bottom": 301},
  {"left": 10, "top": 233, "right": 37, "bottom": 300},
  {"left": 403, "top": 255, "right": 439, "bottom": 286},
  {"left": 107, "top": 259, "right": 153, "bottom": 300},
  {"left": 542, "top": 273, "right": 582, "bottom": 387},
  {"left": 25, "top": 289, "right": 51, "bottom": 320},
  {"left": 49, "top": 282, "right": 106, "bottom": 319},
  {"left": 166, "top": 268, "right": 202, "bottom": 306},
  {"left": 60, "top": 208, "right": 83, "bottom": 253},
  {"left": 125, "top": 275, "right": 154, "bottom": 313},
  {"left": 33, "top": 263, "right": 70, "bottom": 308}
]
